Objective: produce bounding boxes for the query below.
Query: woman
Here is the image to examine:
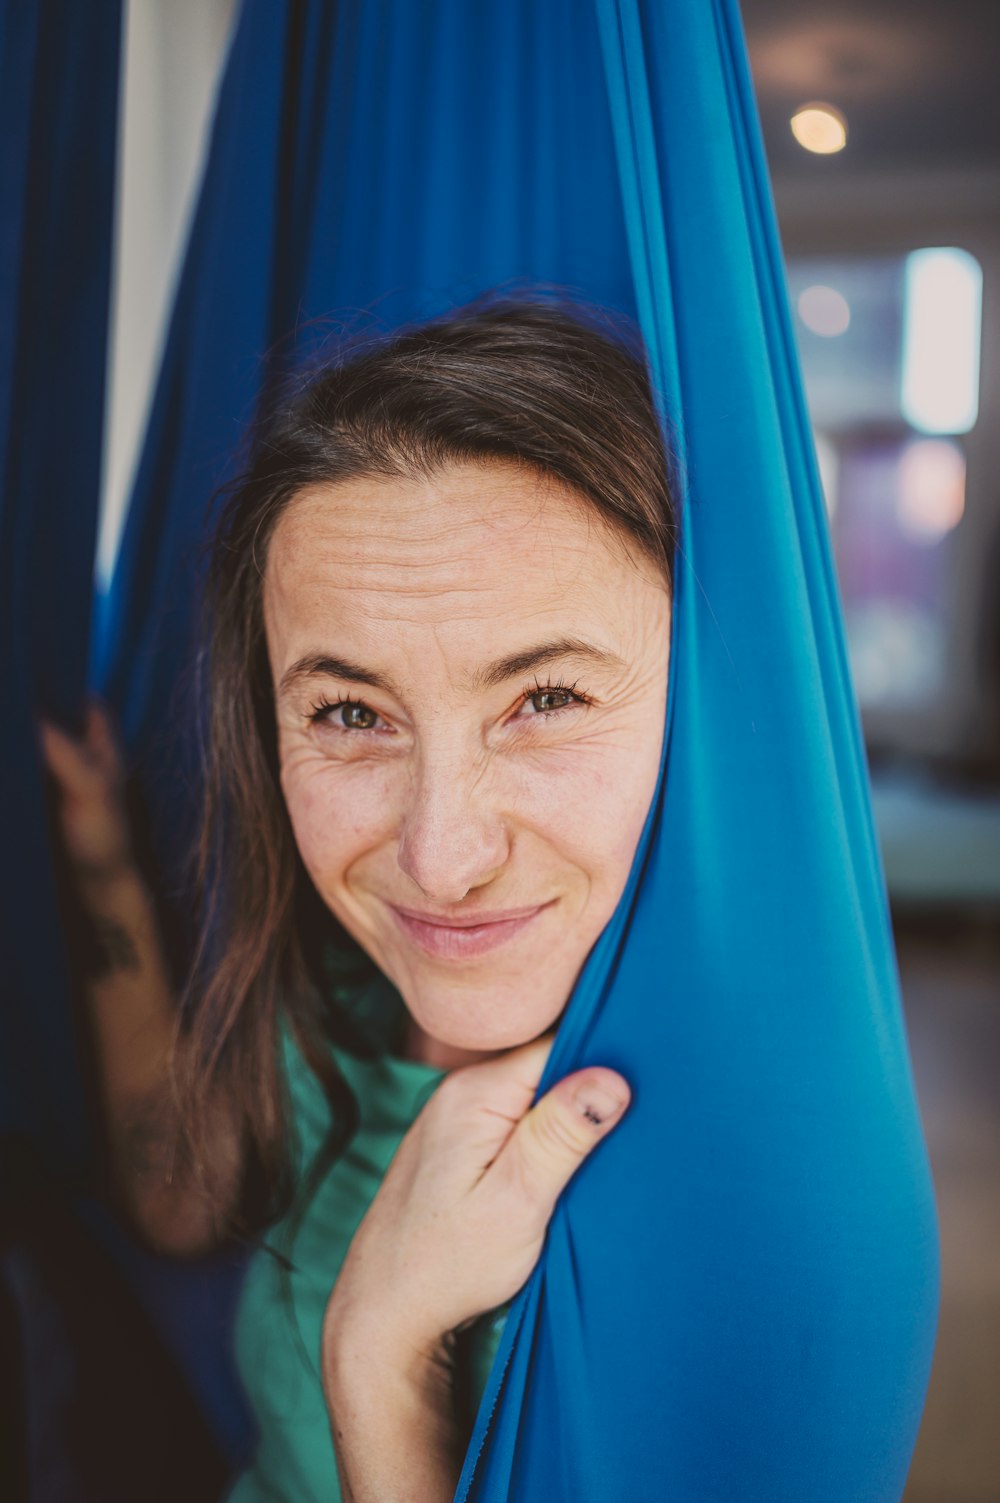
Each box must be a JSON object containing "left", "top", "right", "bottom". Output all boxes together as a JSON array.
[{"left": 41, "top": 296, "right": 678, "bottom": 1502}]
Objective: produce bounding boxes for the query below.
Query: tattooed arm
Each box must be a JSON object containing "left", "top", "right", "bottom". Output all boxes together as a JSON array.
[{"left": 39, "top": 702, "right": 241, "bottom": 1256}]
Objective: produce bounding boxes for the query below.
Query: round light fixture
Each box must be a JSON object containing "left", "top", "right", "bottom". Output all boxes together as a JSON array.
[
  {"left": 790, "top": 103, "right": 848, "bottom": 155},
  {"left": 797, "top": 285, "right": 851, "bottom": 337}
]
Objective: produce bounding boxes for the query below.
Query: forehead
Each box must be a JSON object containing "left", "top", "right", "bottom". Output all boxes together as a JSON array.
[{"left": 263, "top": 461, "right": 646, "bottom": 639}]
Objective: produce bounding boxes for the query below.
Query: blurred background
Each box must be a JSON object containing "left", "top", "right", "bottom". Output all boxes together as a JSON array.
[
  {"left": 743, "top": 9, "right": 1000, "bottom": 1498},
  {"left": 68, "top": 2, "right": 1000, "bottom": 1499}
]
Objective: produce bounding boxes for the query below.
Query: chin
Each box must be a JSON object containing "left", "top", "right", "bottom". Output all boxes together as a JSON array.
[{"left": 402, "top": 981, "right": 571, "bottom": 1054}]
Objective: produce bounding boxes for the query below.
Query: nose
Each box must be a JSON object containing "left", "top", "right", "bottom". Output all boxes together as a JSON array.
[{"left": 395, "top": 750, "right": 511, "bottom": 905}]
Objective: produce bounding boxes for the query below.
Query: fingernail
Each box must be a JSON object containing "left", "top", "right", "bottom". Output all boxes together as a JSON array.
[{"left": 574, "top": 1079, "right": 626, "bottom": 1126}]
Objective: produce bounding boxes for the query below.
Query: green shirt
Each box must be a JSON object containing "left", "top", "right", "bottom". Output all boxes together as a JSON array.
[{"left": 226, "top": 955, "right": 510, "bottom": 1502}]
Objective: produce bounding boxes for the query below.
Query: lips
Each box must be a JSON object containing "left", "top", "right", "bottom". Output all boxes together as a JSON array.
[
  {"left": 388, "top": 900, "right": 553, "bottom": 960},
  {"left": 390, "top": 902, "right": 547, "bottom": 929}
]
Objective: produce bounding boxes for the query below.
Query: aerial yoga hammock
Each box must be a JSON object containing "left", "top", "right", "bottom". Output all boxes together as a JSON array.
[
  {"left": 1, "top": 0, "right": 120, "bottom": 1164},
  {"left": 6, "top": 0, "right": 939, "bottom": 1498}
]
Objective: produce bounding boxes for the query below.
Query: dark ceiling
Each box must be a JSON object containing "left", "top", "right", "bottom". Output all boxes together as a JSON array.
[{"left": 741, "top": 0, "right": 1000, "bottom": 178}]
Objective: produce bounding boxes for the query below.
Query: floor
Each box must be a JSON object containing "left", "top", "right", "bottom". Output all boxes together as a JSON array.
[{"left": 897, "top": 916, "right": 1000, "bottom": 1503}]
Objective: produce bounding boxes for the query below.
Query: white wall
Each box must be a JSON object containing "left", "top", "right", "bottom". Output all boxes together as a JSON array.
[{"left": 98, "top": 0, "right": 238, "bottom": 586}]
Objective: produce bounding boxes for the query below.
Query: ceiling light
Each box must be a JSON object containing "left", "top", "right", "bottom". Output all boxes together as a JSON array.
[
  {"left": 790, "top": 104, "right": 848, "bottom": 155},
  {"left": 797, "top": 285, "right": 851, "bottom": 337}
]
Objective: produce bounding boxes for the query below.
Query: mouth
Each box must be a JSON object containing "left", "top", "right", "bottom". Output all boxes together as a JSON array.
[{"left": 387, "top": 900, "right": 555, "bottom": 960}]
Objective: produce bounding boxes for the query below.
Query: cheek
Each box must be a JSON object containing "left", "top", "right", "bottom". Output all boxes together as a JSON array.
[
  {"left": 280, "top": 759, "right": 392, "bottom": 884},
  {"left": 523, "top": 736, "right": 661, "bottom": 876}
]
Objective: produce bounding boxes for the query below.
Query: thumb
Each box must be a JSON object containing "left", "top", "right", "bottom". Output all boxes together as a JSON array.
[{"left": 506, "top": 1068, "right": 631, "bottom": 1216}]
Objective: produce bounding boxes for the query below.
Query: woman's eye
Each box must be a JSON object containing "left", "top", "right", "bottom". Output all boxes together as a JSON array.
[
  {"left": 306, "top": 680, "right": 590, "bottom": 733},
  {"left": 525, "top": 688, "right": 574, "bottom": 714},
  {"left": 308, "top": 697, "right": 382, "bottom": 731},
  {"left": 517, "top": 679, "right": 589, "bottom": 718}
]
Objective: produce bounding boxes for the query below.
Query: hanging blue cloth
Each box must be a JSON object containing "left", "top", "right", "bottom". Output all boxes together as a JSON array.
[
  {"left": 0, "top": 0, "right": 121, "bottom": 1163},
  {"left": 460, "top": 5, "right": 940, "bottom": 1497},
  {"left": 95, "top": 1, "right": 939, "bottom": 1499}
]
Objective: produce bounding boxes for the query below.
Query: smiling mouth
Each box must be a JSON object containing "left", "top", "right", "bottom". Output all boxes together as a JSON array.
[{"left": 387, "top": 901, "right": 554, "bottom": 960}]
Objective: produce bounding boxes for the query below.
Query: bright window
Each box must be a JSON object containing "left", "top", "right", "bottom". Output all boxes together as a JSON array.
[{"left": 787, "top": 249, "right": 983, "bottom": 709}]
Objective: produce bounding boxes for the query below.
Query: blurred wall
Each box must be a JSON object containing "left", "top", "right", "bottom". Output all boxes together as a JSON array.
[
  {"left": 99, "top": 0, "right": 238, "bottom": 588},
  {"left": 773, "top": 166, "right": 1000, "bottom": 771}
]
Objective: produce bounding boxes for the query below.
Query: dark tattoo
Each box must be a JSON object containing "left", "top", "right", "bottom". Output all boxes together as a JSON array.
[
  {"left": 80, "top": 915, "right": 141, "bottom": 983},
  {"left": 120, "top": 1095, "right": 183, "bottom": 1184}
]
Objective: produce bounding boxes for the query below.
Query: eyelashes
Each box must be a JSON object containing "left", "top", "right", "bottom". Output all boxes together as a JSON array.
[
  {"left": 306, "top": 692, "right": 373, "bottom": 729},
  {"left": 305, "top": 675, "right": 592, "bottom": 733},
  {"left": 521, "top": 673, "right": 590, "bottom": 714}
]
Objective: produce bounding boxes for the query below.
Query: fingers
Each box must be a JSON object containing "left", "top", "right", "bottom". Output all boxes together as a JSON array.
[
  {"left": 443, "top": 1027, "right": 560, "bottom": 1131},
  {"left": 38, "top": 716, "right": 96, "bottom": 797},
  {"left": 38, "top": 698, "right": 124, "bottom": 795},
  {"left": 502, "top": 1063, "right": 631, "bottom": 1215},
  {"left": 84, "top": 698, "right": 124, "bottom": 776},
  {"left": 497, "top": 1027, "right": 559, "bottom": 1093}
]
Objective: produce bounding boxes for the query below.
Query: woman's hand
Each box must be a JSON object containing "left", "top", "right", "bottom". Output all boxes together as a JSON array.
[
  {"left": 325, "top": 1032, "right": 629, "bottom": 1353},
  {"left": 37, "top": 697, "right": 240, "bottom": 1257},
  {"left": 38, "top": 698, "right": 135, "bottom": 888},
  {"left": 321, "top": 1034, "right": 630, "bottom": 1500}
]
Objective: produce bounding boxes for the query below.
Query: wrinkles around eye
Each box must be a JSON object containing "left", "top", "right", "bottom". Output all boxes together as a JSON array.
[{"left": 304, "top": 684, "right": 591, "bottom": 734}]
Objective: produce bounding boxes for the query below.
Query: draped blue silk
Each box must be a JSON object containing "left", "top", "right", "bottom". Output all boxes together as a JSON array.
[
  {"left": 87, "top": 1, "right": 939, "bottom": 1498},
  {"left": 1, "top": 0, "right": 121, "bottom": 1162}
]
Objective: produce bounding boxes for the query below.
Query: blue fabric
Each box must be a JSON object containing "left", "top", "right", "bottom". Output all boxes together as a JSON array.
[
  {"left": 460, "top": 6, "right": 940, "bottom": 1497},
  {"left": 0, "top": 5, "right": 253, "bottom": 1466},
  {"left": 0, "top": 0, "right": 121, "bottom": 1161},
  {"left": 95, "top": 1, "right": 939, "bottom": 1498}
]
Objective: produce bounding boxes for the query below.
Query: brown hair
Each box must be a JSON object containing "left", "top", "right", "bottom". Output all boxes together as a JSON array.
[{"left": 178, "top": 289, "right": 681, "bottom": 1236}]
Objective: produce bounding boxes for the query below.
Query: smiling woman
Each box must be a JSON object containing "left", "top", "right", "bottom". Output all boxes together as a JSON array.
[
  {"left": 190, "top": 295, "right": 679, "bottom": 1500},
  {"left": 186, "top": 293, "right": 677, "bottom": 1175},
  {"left": 264, "top": 459, "right": 670, "bottom": 1068},
  {"left": 41, "top": 293, "right": 680, "bottom": 1503}
]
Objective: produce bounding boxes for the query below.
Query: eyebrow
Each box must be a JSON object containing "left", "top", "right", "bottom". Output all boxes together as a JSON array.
[{"left": 278, "top": 635, "right": 626, "bottom": 699}]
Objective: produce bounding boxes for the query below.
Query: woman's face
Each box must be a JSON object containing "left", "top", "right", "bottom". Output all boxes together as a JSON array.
[{"left": 264, "top": 460, "right": 670, "bottom": 1064}]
